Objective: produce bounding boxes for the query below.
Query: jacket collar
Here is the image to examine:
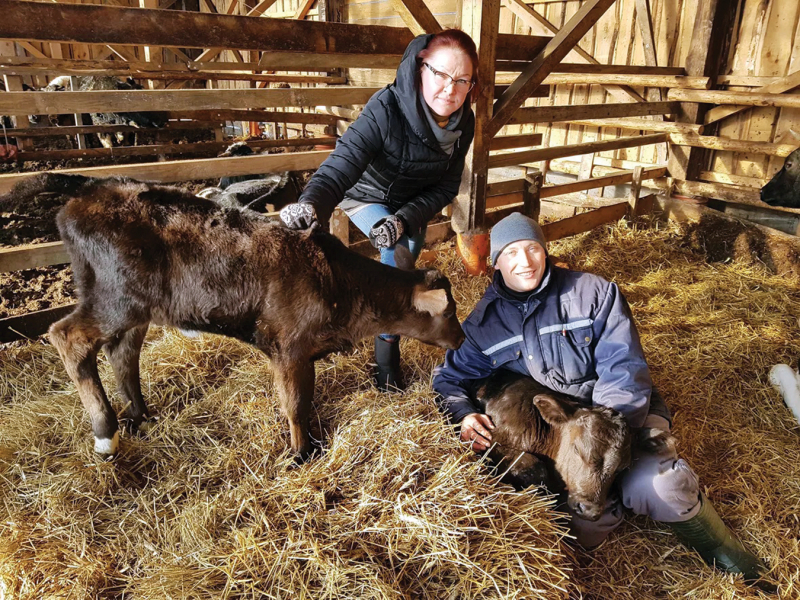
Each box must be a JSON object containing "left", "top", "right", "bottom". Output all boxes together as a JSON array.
[{"left": 472, "top": 260, "right": 554, "bottom": 324}]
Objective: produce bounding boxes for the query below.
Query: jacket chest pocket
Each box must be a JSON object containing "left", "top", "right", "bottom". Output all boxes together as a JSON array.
[
  {"left": 547, "top": 321, "right": 595, "bottom": 385},
  {"left": 487, "top": 345, "right": 523, "bottom": 369}
]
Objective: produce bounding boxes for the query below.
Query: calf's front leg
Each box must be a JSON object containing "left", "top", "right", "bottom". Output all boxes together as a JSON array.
[
  {"left": 272, "top": 357, "right": 316, "bottom": 461},
  {"left": 49, "top": 312, "right": 119, "bottom": 458}
]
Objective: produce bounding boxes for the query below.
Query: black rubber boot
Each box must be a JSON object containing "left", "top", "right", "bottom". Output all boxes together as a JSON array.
[
  {"left": 668, "top": 494, "right": 776, "bottom": 593},
  {"left": 373, "top": 336, "right": 403, "bottom": 392}
]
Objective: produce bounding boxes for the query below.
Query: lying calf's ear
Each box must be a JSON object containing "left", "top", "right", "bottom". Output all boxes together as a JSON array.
[
  {"left": 533, "top": 394, "right": 570, "bottom": 425},
  {"left": 412, "top": 287, "right": 448, "bottom": 315}
]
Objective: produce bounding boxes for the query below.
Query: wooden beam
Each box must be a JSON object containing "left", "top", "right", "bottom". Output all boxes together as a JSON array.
[
  {"left": 541, "top": 201, "right": 630, "bottom": 241},
  {"left": 497, "top": 62, "right": 686, "bottom": 75},
  {"left": 666, "top": 0, "right": 736, "bottom": 181},
  {"left": 501, "top": 0, "right": 645, "bottom": 104},
  {"left": 0, "top": 55, "right": 401, "bottom": 74},
  {"left": 489, "top": 133, "right": 544, "bottom": 150},
  {"left": 507, "top": 101, "right": 678, "bottom": 125},
  {"left": 293, "top": 0, "right": 317, "bottom": 20},
  {"left": 668, "top": 89, "right": 800, "bottom": 109},
  {"left": 488, "top": 133, "right": 667, "bottom": 168},
  {"left": 0, "top": 122, "right": 228, "bottom": 138},
  {"left": 0, "top": 242, "right": 70, "bottom": 273},
  {"left": 489, "top": 0, "right": 618, "bottom": 138},
  {"left": 0, "top": 70, "right": 349, "bottom": 84},
  {"left": 15, "top": 137, "right": 333, "bottom": 162},
  {"left": 0, "top": 305, "right": 76, "bottom": 344},
  {"left": 0, "top": 1, "right": 549, "bottom": 61},
  {"left": 705, "top": 70, "right": 800, "bottom": 125},
  {"left": 0, "top": 150, "right": 332, "bottom": 194},
  {"left": 501, "top": 73, "right": 710, "bottom": 88},
  {"left": 170, "top": 109, "right": 340, "bottom": 124},
  {"left": 668, "top": 133, "right": 798, "bottom": 157},
  {"left": 388, "top": 0, "right": 443, "bottom": 35},
  {"left": 0, "top": 88, "right": 381, "bottom": 116},
  {"left": 539, "top": 166, "right": 666, "bottom": 198},
  {"left": 452, "top": 0, "right": 501, "bottom": 233},
  {"left": 4, "top": 55, "right": 680, "bottom": 77},
  {"left": 565, "top": 117, "right": 703, "bottom": 134},
  {"left": 668, "top": 179, "right": 767, "bottom": 208}
]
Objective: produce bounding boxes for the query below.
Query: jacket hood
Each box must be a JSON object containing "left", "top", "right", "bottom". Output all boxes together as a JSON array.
[{"left": 390, "top": 33, "right": 470, "bottom": 150}]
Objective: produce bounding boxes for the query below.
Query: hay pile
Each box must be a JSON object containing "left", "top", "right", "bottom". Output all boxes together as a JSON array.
[
  {"left": 2, "top": 217, "right": 799, "bottom": 598},
  {"left": 0, "top": 319, "right": 569, "bottom": 597}
]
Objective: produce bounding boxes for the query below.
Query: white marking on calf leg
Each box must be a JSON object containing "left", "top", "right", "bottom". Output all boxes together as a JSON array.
[{"left": 94, "top": 431, "right": 120, "bottom": 457}]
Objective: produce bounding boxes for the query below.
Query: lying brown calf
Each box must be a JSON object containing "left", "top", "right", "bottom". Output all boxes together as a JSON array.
[
  {"left": 477, "top": 370, "right": 631, "bottom": 521},
  {"left": 8, "top": 174, "right": 465, "bottom": 460}
]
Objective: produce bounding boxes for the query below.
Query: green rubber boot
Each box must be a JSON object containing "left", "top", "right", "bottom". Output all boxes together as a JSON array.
[{"left": 668, "top": 494, "right": 776, "bottom": 593}]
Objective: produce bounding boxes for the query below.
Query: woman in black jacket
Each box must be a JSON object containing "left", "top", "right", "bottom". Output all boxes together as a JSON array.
[{"left": 280, "top": 29, "right": 477, "bottom": 392}]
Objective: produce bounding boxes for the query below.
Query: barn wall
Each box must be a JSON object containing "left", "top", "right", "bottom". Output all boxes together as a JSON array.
[{"left": 709, "top": 0, "right": 800, "bottom": 187}]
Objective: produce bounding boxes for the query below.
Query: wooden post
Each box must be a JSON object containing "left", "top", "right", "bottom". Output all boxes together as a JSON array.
[
  {"left": 666, "top": 0, "right": 736, "bottom": 182},
  {"left": 633, "top": 0, "right": 666, "bottom": 164},
  {"left": 388, "top": 0, "right": 443, "bottom": 35},
  {"left": 628, "top": 165, "right": 644, "bottom": 216},
  {"left": 452, "top": 0, "right": 501, "bottom": 275},
  {"left": 330, "top": 207, "right": 349, "bottom": 245},
  {"left": 69, "top": 76, "right": 88, "bottom": 150},
  {"left": 525, "top": 170, "right": 543, "bottom": 222}
]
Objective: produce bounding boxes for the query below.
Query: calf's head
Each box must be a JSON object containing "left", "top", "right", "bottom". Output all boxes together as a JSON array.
[
  {"left": 536, "top": 394, "right": 631, "bottom": 521},
  {"left": 401, "top": 269, "right": 465, "bottom": 350},
  {"left": 761, "top": 147, "right": 800, "bottom": 209}
]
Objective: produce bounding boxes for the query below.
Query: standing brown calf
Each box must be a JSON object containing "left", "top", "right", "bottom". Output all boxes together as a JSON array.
[
  {"left": 7, "top": 174, "right": 465, "bottom": 460},
  {"left": 477, "top": 370, "right": 632, "bottom": 521}
]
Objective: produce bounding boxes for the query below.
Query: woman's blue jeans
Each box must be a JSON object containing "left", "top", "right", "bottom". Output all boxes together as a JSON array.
[{"left": 348, "top": 203, "right": 427, "bottom": 341}]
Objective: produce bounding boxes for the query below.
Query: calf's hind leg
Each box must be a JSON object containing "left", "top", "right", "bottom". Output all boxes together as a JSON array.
[
  {"left": 104, "top": 325, "right": 151, "bottom": 434},
  {"left": 272, "top": 358, "right": 316, "bottom": 461},
  {"left": 49, "top": 312, "right": 119, "bottom": 458}
]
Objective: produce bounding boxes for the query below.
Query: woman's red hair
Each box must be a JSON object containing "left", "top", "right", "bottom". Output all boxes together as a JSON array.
[{"left": 416, "top": 29, "right": 480, "bottom": 104}]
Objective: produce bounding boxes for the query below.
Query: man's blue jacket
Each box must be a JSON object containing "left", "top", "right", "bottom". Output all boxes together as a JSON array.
[{"left": 433, "top": 262, "right": 665, "bottom": 429}]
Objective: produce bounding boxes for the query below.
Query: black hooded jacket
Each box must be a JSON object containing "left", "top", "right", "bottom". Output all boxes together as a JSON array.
[{"left": 297, "top": 34, "right": 476, "bottom": 236}]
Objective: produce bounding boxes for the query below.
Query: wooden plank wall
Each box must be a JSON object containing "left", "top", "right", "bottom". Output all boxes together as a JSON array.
[
  {"left": 498, "top": 0, "right": 700, "bottom": 173},
  {"left": 709, "top": 0, "right": 800, "bottom": 188}
]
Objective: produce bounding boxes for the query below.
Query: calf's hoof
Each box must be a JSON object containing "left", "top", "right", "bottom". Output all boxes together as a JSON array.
[
  {"left": 120, "top": 413, "right": 157, "bottom": 436},
  {"left": 94, "top": 431, "right": 120, "bottom": 460}
]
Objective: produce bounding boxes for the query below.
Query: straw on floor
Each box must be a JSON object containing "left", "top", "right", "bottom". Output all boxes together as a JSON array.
[{"left": 1, "top": 217, "right": 799, "bottom": 599}]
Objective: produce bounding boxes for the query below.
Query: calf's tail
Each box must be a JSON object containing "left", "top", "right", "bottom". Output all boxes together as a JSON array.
[{"left": 0, "top": 173, "right": 94, "bottom": 213}]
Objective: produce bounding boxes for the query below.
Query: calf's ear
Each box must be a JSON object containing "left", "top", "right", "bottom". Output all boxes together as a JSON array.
[
  {"left": 412, "top": 286, "right": 448, "bottom": 316},
  {"left": 533, "top": 395, "right": 570, "bottom": 425}
]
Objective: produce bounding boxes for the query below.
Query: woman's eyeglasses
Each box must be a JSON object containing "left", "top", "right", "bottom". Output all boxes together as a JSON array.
[{"left": 422, "top": 63, "right": 475, "bottom": 92}]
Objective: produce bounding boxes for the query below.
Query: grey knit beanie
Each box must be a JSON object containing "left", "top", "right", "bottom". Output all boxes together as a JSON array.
[{"left": 490, "top": 212, "right": 547, "bottom": 266}]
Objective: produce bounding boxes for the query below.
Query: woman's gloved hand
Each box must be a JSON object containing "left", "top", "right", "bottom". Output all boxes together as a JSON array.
[
  {"left": 369, "top": 214, "right": 405, "bottom": 249},
  {"left": 280, "top": 202, "right": 318, "bottom": 230}
]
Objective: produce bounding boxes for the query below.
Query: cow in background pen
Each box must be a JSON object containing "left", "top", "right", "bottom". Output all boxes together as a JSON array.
[
  {"left": 34, "top": 76, "right": 167, "bottom": 148},
  {"left": 761, "top": 146, "right": 800, "bottom": 209}
]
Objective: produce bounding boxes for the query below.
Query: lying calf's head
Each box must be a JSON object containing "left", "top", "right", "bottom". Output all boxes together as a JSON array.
[{"left": 536, "top": 395, "right": 632, "bottom": 521}]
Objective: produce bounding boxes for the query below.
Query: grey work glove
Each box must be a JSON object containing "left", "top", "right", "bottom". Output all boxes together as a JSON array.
[
  {"left": 369, "top": 214, "right": 405, "bottom": 249},
  {"left": 280, "top": 202, "right": 318, "bottom": 230}
]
